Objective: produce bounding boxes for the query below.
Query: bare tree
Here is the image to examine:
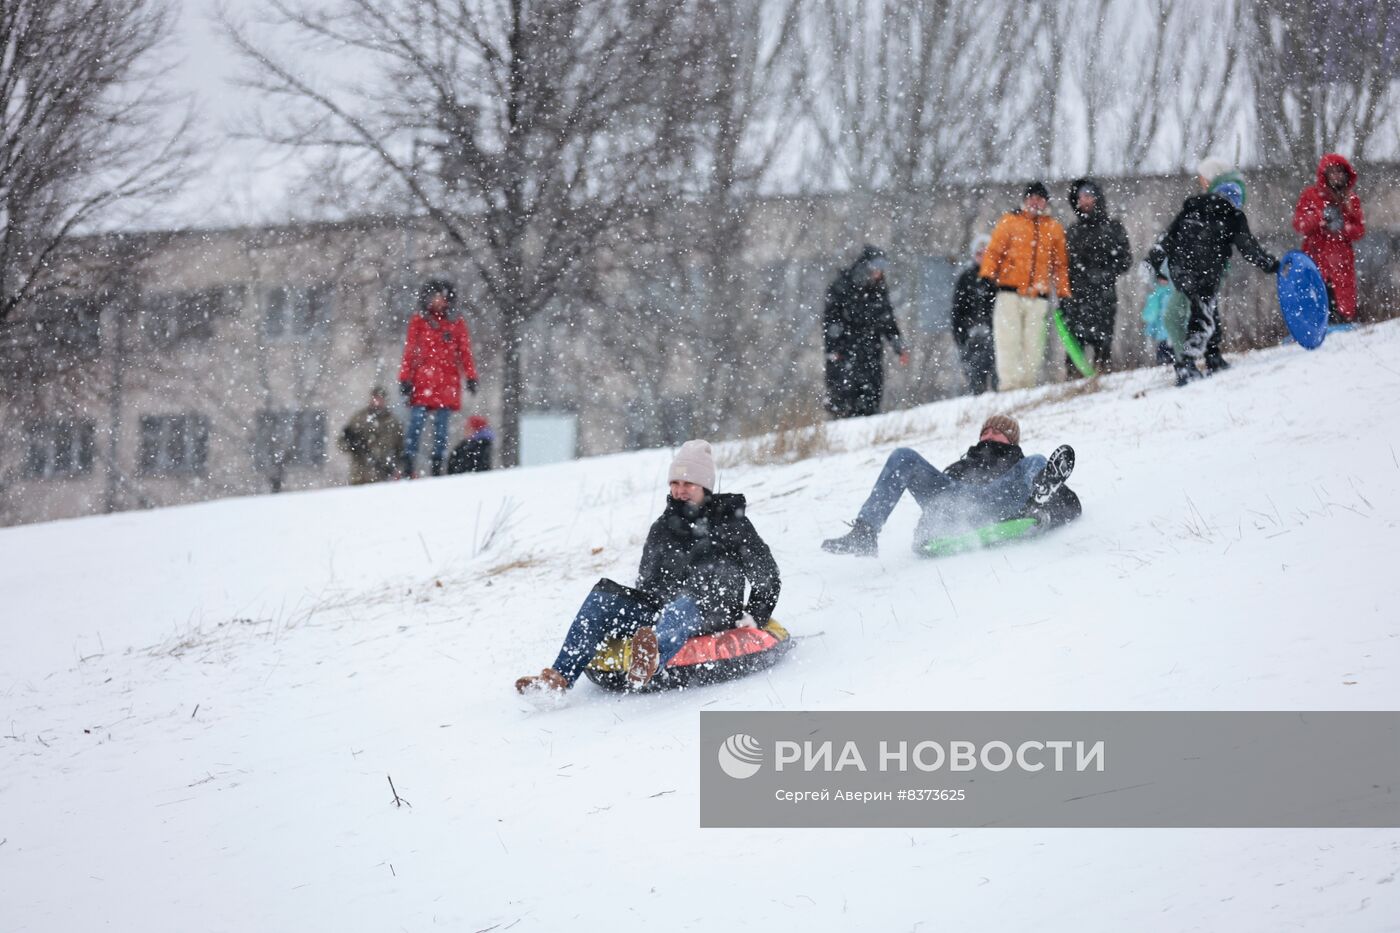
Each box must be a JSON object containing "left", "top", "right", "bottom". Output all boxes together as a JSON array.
[
  {"left": 222, "top": 0, "right": 708, "bottom": 466},
  {"left": 1064, "top": 0, "right": 1248, "bottom": 174},
  {"left": 0, "top": 0, "right": 190, "bottom": 323},
  {"left": 1248, "top": 0, "right": 1400, "bottom": 167},
  {"left": 681, "top": 0, "right": 804, "bottom": 432}
]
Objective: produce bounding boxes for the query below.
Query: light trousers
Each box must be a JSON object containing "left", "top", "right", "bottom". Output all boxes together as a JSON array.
[{"left": 993, "top": 291, "right": 1050, "bottom": 390}]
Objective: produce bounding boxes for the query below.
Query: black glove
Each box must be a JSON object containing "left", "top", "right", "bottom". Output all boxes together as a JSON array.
[
  {"left": 1267, "top": 257, "right": 1281, "bottom": 275},
  {"left": 399, "top": 380, "right": 412, "bottom": 398},
  {"left": 1323, "top": 204, "right": 1343, "bottom": 232},
  {"left": 466, "top": 378, "right": 478, "bottom": 394}
]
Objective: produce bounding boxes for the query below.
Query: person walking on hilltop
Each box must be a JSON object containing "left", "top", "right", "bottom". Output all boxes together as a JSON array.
[
  {"left": 1293, "top": 153, "right": 1365, "bottom": 325},
  {"left": 823, "top": 245, "right": 909, "bottom": 419},
  {"left": 398, "top": 279, "right": 478, "bottom": 477},
  {"left": 1062, "top": 178, "right": 1131, "bottom": 376},
  {"left": 1147, "top": 157, "right": 1279, "bottom": 386},
  {"left": 979, "top": 182, "right": 1071, "bottom": 391}
]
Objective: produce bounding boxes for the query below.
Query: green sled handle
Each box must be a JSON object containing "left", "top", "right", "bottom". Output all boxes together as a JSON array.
[{"left": 1053, "top": 306, "right": 1097, "bottom": 378}]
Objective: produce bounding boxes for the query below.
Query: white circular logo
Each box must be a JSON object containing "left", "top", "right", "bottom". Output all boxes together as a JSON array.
[{"left": 718, "top": 733, "right": 764, "bottom": 780}]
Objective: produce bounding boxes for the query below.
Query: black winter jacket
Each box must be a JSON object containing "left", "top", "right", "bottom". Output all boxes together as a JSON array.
[
  {"left": 944, "top": 440, "right": 1082, "bottom": 528},
  {"left": 1147, "top": 193, "right": 1278, "bottom": 296},
  {"left": 636, "top": 493, "right": 781, "bottom": 632},
  {"left": 944, "top": 440, "right": 1025, "bottom": 483},
  {"left": 951, "top": 265, "right": 997, "bottom": 345},
  {"left": 1064, "top": 179, "right": 1132, "bottom": 341},
  {"left": 823, "top": 246, "right": 904, "bottom": 361}
]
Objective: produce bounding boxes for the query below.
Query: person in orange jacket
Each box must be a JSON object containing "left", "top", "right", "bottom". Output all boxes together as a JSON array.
[
  {"left": 979, "top": 182, "right": 1071, "bottom": 390},
  {"left": 1292, "top": 153, "right": 1365, "bottom": 324},
  {"left": 398, "top": 279, "right": 478, "bottom": 477}
]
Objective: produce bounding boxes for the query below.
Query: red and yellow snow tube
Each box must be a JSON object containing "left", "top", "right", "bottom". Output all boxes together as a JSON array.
[{"left": 583, "top": 620, "right": 792, "bottom": 693}]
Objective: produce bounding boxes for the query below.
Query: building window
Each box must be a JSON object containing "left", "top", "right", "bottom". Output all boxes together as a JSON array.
[
  {"left": 25, "top": 418, "right": 96, "bottom": 478},
  {"left": 27, "top": 295, "right": 103, "bottom": 356},
  {"left": 144, "top": 286, "right": 243, "bottom": 346},
  {"left": 138, "top": 413, "right": 209, "bottom": 476},
  {"left": 253, "top": 409, "right": 326, "bottom": 471},
  {"left": 264, "top": 284, "right": 334, "bottom": 339}
]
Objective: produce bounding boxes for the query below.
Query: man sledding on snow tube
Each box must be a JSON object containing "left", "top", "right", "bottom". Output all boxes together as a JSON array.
[
  {"left": 515, "top": 440, "right": 782, "bottom": 695},
  {"left": 821, "top": 415, "right": 1079, "bottom": 558}
]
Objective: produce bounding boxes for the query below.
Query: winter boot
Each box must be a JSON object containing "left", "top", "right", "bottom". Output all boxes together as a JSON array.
[
  {"left": 400, "top": 454, "right": 417, "bottom": 479},
  {"left": 430, "top": 456, "right": 445, "bottom": 477},
  {"left": 1029, "top": 445, "right": 1075, "bottom": 505},
  {"left": 1174, "top": 360, "right": 1203, "bottom": 387},
  {"left": 821, "top": 519, "right": 879, "bottom": 557},
  {"left": 626, "top": 626, "right": 661, "bottom": 690},
  {"left": 514, "top": 667, "right": 568, "bottom": 695},
  {"left": 1204, "top": 352, "right": 1231, "bottom": 375}
]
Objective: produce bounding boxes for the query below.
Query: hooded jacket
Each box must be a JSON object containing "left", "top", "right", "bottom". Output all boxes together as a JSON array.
[
  {"left": 823, "top": 246, "right": 904, "bottom": 358},
  {"left": 1062, "top": 179, "right": 1132, "bottom": 343},
  {"left": 398, "top": 308, "right": 479, "bottom": 410},
  {"left": 635, "top": 493, "right": 781, "bottom": 632},
  {"left": 1292, "top": 153, "right": 1365, "bottom": 320},
  {"left": 1146, "top": 184, "right": 1278, "bottom": 297},
  {"left": 823, "top": 245, "right": 905, "bottom": 416}
]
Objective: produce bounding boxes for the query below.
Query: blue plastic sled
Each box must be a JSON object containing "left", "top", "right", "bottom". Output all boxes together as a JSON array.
[{"left": 1276, "top": 250, "right": 1328, "bottom": 350}]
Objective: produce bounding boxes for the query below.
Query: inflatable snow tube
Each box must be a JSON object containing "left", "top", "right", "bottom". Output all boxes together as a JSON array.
[{"left": 583, "top": 620, "right": 792, "bottom": 693}]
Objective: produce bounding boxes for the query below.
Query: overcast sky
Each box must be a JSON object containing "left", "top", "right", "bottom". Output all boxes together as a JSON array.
[{"left": 150, "top": 0, "right": 306, "bottom": 230}]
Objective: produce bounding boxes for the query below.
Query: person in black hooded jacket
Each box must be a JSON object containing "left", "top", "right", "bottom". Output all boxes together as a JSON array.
[
  {"left": 515, "top": 440, "right": 780, "bottom": 694},
  {"left": 821, "top": 415, "right": 1080, "bottom": 557},
  {"left": 1063, "top": 178, "right": 1132, "bottom": 376},
  {"left": 1146, "top": 158, "right": 1279, "bottom": 385},
  {"left": 823, "top": 244, "right": 908, "bottom": 418}
]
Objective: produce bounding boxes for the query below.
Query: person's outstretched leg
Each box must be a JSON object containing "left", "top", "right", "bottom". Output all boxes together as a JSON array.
[
  {"left": 627, "top": 594, "right": 706, "bottom": 689},
  {"left": 956, "top": 454, "right": 1046, "bottom": 525},
  {"left": 402, "top": 405, "right": 427, "bottom": 474},
  {"left": 955, "top": 447, "right": 1073, "bottom": 525},
  {"left": 515, "top": 583, "right": 653, "bottom": 693},
  {"left": 824, "top": 448, "right": 951, "bottom": 556},
  {"left": 430, "top": 408, "right": 452, "bottom": 475}
]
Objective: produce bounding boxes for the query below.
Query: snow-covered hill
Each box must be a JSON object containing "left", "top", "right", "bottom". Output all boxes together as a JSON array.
[{"left": 5, "top": 323, "right": 1400, "bottom": 931}]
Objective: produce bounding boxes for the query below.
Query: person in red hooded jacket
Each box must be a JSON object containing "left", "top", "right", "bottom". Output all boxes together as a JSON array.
[
  {"left": 398, "top": 279, "right": 479, "bottom": 476},
  {"left": 1293, "top": 154, "right": 1365, "bottom": 323}
]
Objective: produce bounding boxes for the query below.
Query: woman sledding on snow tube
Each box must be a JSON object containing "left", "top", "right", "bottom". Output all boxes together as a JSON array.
[
  {"left": 515, "top": 440, "right": 784, "bottom": 696},
  {"left": 820, "top": 414, "right": 1080, "bottom": 557}
]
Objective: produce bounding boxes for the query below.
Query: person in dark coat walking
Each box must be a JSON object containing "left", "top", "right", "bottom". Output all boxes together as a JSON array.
[
  {"left": 1063, "top": 178, "right": 1132, "bottom": 376},
  {"left": 337, "top": 386, "right": 405, "bottom": 485},
  {"left": 515, "top": 440, "right": 781, "bottom": 694},
  {"left": 951, "top": 234, "right": 998, "bottom": 394},
  {"left": 1147, "top": 158, "right": 1279, "bottom": 386},
  {"left": 820, "top": 415, "right": 1080, "bottom": 557},
  {"left": 823, "top": 245, "right": 909, "bottom": 418},
  {"left": 447, "top": 415, "right": 494, "bottom": 474}
]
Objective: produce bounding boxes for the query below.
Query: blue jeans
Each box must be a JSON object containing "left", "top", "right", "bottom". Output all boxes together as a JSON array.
[
  {"left": 404, "top": 406, "right": 451, "bottom": 465},
  {"left": 855, "top": 447, "right": 1047, "bottom": 545},
  {"left": 551, "top": 583, "right": 705, "bottom": 686}
]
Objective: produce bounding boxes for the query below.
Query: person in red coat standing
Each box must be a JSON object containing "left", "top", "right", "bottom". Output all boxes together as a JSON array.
[
  {"left": 1293, "top": 154, "right": 1365, "bottom": 324},
  {"left": 398, "top": 279, "right": 479, "bottom": 476}
]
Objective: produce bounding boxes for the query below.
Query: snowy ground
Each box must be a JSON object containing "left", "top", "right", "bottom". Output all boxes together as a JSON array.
[{"left": 4, "top": 323, "right": 1400, "bottom": 931}]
